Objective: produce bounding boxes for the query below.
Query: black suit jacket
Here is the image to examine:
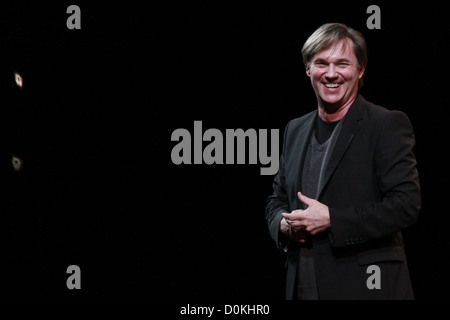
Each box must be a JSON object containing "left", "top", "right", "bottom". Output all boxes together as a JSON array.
[{"left": 266, "top": 94, "right": 421, "bottom": 299}]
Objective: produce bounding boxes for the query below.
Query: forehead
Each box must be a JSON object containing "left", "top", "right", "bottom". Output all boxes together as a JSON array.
[{"left": 312, "top": 38, "right": 356, "bottom": 61}]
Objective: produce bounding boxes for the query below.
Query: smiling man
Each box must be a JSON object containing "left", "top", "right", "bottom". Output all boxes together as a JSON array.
[
  {"left": 306, "top": 36, "right": 365, "bottom": 121},
  {"left": 266, "top": 23, "right": 421, "bottom": 300}
]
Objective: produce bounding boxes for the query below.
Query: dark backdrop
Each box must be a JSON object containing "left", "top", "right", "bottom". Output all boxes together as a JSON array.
[{"left": 0, "top": 2, "right": 447, "bottom": 301}]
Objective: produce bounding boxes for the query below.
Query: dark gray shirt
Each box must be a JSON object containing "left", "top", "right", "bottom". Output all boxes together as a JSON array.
[{"left": 296, "top": 115, "right": 343, "bottom": 300}]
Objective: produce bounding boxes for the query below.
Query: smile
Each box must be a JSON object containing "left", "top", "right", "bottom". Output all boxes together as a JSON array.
[{"left": 324, "top": 83, "right": 342, "bottom": 88}]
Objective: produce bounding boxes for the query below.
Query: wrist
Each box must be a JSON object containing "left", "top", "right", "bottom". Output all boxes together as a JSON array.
[{"left": 279, "top": 217, "right": 291, "bottom": 236}]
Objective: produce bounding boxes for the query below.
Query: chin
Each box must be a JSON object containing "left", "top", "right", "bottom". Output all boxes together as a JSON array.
[{"left": 319, "top": 94, "right": 344, "bottom": 106}]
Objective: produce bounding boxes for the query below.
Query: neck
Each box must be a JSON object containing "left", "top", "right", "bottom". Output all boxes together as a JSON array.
[{"left": 318, "top": 94, "right": 358, "bottom": 122}]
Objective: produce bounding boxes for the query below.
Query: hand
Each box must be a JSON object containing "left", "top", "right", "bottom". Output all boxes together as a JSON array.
[
  {"left": 282, "top": 192, "right": 331, "bottom": 236},
  {"left": 280, "top": 216, "right": 310, "bottom": 243}
]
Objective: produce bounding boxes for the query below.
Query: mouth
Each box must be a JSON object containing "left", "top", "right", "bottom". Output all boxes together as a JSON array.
[{"left": 323, "top": 83, "right": 342, "bottom": 88}]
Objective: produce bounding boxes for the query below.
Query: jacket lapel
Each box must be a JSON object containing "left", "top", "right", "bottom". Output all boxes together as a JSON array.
[{"left": 316, "top": 94, "right": 366, "bottom": 199}]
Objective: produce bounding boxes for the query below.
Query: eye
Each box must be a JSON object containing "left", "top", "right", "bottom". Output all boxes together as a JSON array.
[{"left": 315, "top": 62, "right": 327, "bottom": 67}]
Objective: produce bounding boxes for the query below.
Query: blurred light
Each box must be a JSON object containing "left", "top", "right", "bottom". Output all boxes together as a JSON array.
[
  {"left": 14, "top": 72, "right": 23, "bottom": 88},
  {"left": 12, "top": 155, "right": 23, "bottom": 171}
]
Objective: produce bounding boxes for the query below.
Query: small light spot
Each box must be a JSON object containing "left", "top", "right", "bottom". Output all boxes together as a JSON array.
[
  {"left": 12, "top": 156, "right": 23, "bottom": 171},
  {"left": 14, "top": 72, "right": 23, "bottom": 88}
]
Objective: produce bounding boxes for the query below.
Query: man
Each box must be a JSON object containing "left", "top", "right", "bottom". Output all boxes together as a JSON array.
[{"left": 266, "top": 23, "right": 420, "bottom": 300}]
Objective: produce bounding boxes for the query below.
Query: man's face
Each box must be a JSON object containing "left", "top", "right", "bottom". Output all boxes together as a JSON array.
[{"left": 306, "top": 38, "right": 365, "bottom": 110}]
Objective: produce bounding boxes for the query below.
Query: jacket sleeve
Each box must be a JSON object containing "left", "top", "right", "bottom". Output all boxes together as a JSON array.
[
  {"left": 328, "top": 110, "right": 421, "bottom": 247},
  {"left": 265, "top": 120, "right": 291, "bottom": 251}
]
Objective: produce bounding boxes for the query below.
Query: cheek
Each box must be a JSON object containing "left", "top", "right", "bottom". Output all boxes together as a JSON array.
[
  {"left": 341, "top": 70, "right": 360, "bottom": 82},
  {"left": 310, "top": 70, "right": 324, "bottom": 84}
]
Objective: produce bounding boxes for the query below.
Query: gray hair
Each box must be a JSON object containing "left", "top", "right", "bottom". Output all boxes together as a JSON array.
[{"left": 302, "top": 23, "right": 368, "bottom": 87}]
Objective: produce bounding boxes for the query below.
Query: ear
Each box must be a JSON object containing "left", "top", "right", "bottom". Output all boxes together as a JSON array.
[
  {"left": 304, "top": 60, "right": 311, "bottom": 77},
  {"left": 358, "top": 63, "right": 367, "bottom": 79}
]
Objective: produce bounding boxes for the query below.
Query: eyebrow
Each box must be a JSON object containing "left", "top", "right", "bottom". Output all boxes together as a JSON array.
[{"left": 313, "top": 58, "right": 351, "bottom": 64}]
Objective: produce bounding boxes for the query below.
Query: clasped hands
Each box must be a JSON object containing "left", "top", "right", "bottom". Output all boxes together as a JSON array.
[{"left": 280, "top": 192, "right": 331, "bottom": 243}]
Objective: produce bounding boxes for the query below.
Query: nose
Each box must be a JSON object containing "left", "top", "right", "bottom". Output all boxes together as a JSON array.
[{"left": 325, "top": 63, "right": 338, "bottom": 79}]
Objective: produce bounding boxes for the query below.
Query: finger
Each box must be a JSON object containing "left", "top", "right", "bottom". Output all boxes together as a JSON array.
[
  {"left": 282, "top": 211, "right": 304, "bottom": 222},
  {"left": 297, "top": 191, "right": 314, "bottom": 206},
  {"left": 290, "top": 220, "right": 306, "bottom": 230},
  {"left": 283, "top": 208, "right": 304, "bottom": 218},
  {"left": 282, "top": 212, "right": 291, "bottom": 220},
  {"left": 282, "top": 212, "right": 297, "bottom": 220}
]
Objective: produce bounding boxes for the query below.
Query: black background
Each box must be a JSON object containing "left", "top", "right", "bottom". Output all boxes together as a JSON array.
[{"left": 0, "top": 1, "right": 448, "bottom": 304}]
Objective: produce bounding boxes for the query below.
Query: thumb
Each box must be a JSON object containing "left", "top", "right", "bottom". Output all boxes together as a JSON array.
[{"left": 297, "top": 191, "right": 314, "bottom": 206}]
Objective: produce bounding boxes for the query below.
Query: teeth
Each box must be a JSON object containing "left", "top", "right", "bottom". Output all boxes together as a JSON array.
[{"left": 325, "top": 83, "right": 341, "bottom": 88}]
